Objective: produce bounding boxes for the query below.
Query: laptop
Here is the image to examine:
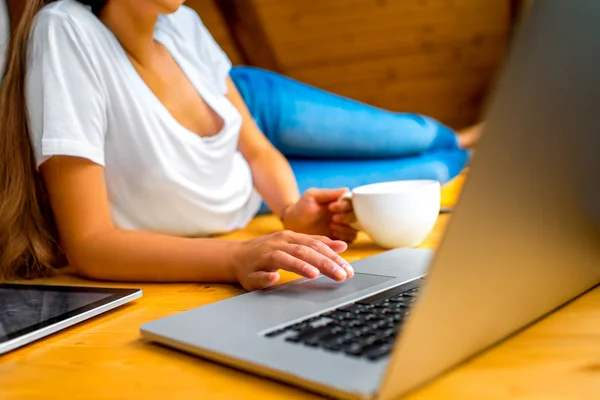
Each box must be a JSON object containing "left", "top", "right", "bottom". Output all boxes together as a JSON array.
[
  {"left": 140, "top": 1, "right": 600, "bottom": 398},
  {"left": 0, "top": 284, "right": 141, "bottom": 355}
]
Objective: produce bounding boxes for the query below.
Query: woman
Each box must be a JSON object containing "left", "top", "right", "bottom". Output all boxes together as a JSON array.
[{"left": 0, "top": 0, "right": 476, "bottom": 290}]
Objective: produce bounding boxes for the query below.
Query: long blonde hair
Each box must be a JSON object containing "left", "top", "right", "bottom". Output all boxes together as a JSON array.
[{"left": 0, "top": 0, "right": 107, "bottom": 280}]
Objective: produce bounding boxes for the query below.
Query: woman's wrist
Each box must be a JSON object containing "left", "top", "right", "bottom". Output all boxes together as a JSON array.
[
  {"left": 279, "top": 202, "right": 296, "bottom": 224},
  {"left": 225, "top": 239, "right": 246, "bottom": 283}
]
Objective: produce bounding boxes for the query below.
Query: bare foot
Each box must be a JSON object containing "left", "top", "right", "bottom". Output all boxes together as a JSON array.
[{"left": 457, "top": 122, "right": 484, "bottom": 148}]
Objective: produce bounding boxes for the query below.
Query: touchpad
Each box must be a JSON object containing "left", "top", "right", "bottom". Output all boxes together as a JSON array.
[{"left": 262, "top": 273, "right": 395, "bottom": 304}]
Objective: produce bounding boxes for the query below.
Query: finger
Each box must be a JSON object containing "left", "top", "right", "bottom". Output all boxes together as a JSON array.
[
  {"left": 244, "top": 271, "right": 280, "bottom": 291},
  {"left": 283, "top": 244, "right": 348, "bottom": 281},
  {"left": 306, "top": 187, "right": 349, "bottom": 203},
  {"left": 332, "top": 231, "right": 357, "bottom": 244},
  {"left": 330, "top": 223, "right": 358, "bottom": 236},
  {"left": 328, "top": 200, "right": 353, "bottom": 213},
  {"left": 331, "top": 225, "right": 358, "bottom": 243},
  {"left": 277, "top": 230, "right": 348, "bottom": 254},
  {"left": 266, "top": 250, "right": 321, "bottom": 279},
  {"left": 284, "top": 232, "right": 352, "bottom": 277},
  {"left": 332, "top": 212, "right": 357, "bottom": 225},
  {"left": 307, "top": 234, "right": 348, "bottom": 253},
  {"left": 308, "top": 234, "right": 351, "bottom": 257},
  {"left": 285, "top": 233, "right": 354, "bottom": 280}
]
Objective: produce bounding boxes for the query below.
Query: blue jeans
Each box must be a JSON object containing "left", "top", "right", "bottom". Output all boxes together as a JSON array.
[{"left": 230, "top": 67, "right": 470, "bottom": 214}]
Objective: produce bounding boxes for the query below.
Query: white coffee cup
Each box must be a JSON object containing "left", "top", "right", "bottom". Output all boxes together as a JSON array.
[{"left": 340, "top": 180, "right": 441, "bottom": 248}]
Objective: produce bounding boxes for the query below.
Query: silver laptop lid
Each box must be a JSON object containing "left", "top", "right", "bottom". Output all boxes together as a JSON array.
[{"left": 380, "top": 1, "right": 600, "bottom": 397}]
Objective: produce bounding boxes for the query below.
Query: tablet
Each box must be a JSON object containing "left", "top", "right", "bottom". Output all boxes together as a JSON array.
[{"left": 0, "top": 284, "right": 142, "bottom": 355}]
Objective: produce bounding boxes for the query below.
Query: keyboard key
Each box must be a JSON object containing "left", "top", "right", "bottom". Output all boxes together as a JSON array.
[
  {"left": 382, "top": 328, "right": 397, "bottom": 337},
  {"left": 320, "top": 336, "right": 347, "bottom": 348},
  {"left": 342, "top": 319, "right": 363, "bottom": 328},
  {"left": 389, "top": 297, "right": 411, "bottom": 305},
  {"left": 361, "top": 335, "right": 382, "bottom": 346},
  {"left": 312, "top": 330, "right": 345, "bottom": 345},
  {"left": 304, "top": 339, "right": 321, "bottom": 347},
  {"left": 329, "top": 312, "right": 352, "bottom": 321},
  {"left": 287, "top": 325, "right": 331, "bottom": 343},
  {"left": 339, "top": 304, "right": 364, "bottom": 313},
  {"left": 339, "top": 331, "right": 361, "bottom": 342},
  {"left": 265, "top": 328, "right": 286, "bottom": 338},
  {"left": 290, "top": 323, "right": 309, "bottom": 331},
  {"left": 365, "top": 342, "right": 395, "bottom": 361},
  {"left": 356, "top": 285, "right": 408, "bottom": 305},
  {"left": 323, "top": 342, "right": 344, "bottom": 352},
  {"left": 343, "top": 342, "right": 365, "bottom": 356},
  {"left": 309, "top": 317, "right": 334, "bottom": 326}
]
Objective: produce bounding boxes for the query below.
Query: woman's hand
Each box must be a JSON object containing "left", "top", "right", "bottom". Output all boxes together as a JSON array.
[
  {"left": 328, "top": 197, "right": 358, "bottom": 242},
  {"left": 282, "top": 188, "right": 358, "bottom": 243},
  {"left": 231, "top": 230, "right": 355, "bottom": 291}
]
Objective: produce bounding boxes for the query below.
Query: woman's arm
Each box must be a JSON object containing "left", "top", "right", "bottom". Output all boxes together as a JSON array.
[
  {"left": 41, "top": 156, "right": 240, "bottom": 282},
  {"left": 225, "top": 77, "right": 357, "bottom": 243},
  {"left": 41, "top": 156, "right": 351, "bottom": 287},
  {"left": 224, "top": 78, "right": 301, "bottom": 218}
]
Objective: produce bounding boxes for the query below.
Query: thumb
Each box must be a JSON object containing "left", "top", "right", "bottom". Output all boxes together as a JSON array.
[
  {"left": 245, "top": 271, "right": 280, "bottom": 291},
  {"left": 307, "top": 188, "right": 349, "bottom": 203}
]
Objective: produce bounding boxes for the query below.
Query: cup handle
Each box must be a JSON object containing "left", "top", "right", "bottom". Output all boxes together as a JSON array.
[
  {"left": 339, "top": 191, "right": 353, "bottom": 202},
  {"left": 337, "top": 192, "right": 361, "bottom": 231}
]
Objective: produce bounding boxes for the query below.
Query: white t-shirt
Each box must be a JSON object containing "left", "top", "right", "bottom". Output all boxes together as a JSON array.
[{"left": 26, "top": 0, "right": 262, "bottom": 236}]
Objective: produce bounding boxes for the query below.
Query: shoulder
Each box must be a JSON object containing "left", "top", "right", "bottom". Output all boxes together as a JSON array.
[
  {"left": 31, "top": 0, "right": 104, "bottom": 46},
  {"left": 162, "top": 5, "right": 204, "bottom": 31},
  {"left": 158, "top": 5, "right": 213, "bottom": 43},
  {"left": 27, "top": 0, "right": 109, "bottom": 98},
  {"left": 169, "top": 5, "right": 204, "bottom": 26},
  {"left": 159, "top": 6, "right": 231, "bottom": 93}
]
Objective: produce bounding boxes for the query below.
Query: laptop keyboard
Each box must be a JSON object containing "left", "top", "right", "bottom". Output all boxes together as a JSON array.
[{"left": 264, "top": 283, "right": 420, "bottom": 362}]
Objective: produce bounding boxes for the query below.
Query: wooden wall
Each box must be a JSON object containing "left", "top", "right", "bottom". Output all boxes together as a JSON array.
[
  {"left": 186, "top": 0, "right": 514, "bottom": 130},
  {"left": 184, "top": 0, "right": 243, "bottom": 65}
]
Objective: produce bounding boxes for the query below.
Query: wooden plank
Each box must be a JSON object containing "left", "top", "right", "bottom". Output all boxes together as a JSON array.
[
  {"left": 214, "top": 0, "right": 282, "bottom": 71},
  {"left": 284, "top": 35, "right": 505, "bottom": 86},
  {"left": 253, "top": 1, "right": 509, "bottom": 69},
  {"left": 244, "top": 0, "right": 510, "bottom": 128}
]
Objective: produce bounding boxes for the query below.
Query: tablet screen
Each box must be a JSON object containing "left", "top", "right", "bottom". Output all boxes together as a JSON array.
[{"left": 0, "top": 284, "right": 140, "bottom": 344}]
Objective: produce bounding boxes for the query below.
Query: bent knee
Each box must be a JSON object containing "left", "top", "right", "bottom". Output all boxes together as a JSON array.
[{"left": 422, "top": 150, "right": 470, "bottom": 183}]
